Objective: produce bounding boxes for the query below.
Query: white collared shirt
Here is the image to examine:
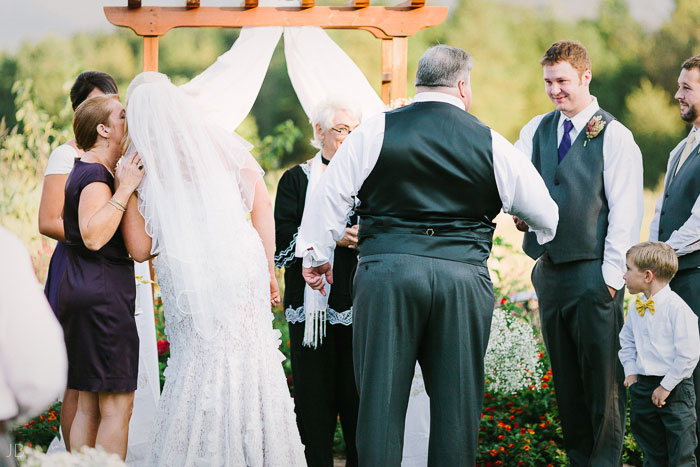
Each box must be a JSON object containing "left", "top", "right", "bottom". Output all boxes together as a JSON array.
[
  {"left": 0, "top": 227, "right": 67, "bottom": 423},
  {"left": 649, "top": 126, "right": 700, "bottom": 256},
  {"left": 515, "top": 97, "right": 644, "bottom": 290},
  {"left": 295, "top": 91, "right": 559, "bottom": 266},
  {"left": 618, "top": 285, "right": 700, "bottom": 391}
]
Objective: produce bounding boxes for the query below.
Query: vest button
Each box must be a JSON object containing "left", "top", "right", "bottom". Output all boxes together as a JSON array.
[
  {"left": 665, "top": 193, "right": 669, "bottom": 198},
  {"left": 661, "top": 210, "right": 665, "bottom": 215},
  {"left": 659, "top": 228, "right": 664, "bottom": 234},
  {"left": 554, "top": 179, "right": 560, "bottom": 186}
]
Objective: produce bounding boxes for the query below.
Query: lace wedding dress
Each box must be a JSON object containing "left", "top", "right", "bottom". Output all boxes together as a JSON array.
[
  {"left": 125, "top": 75, "right": 306, "bottom": 467},
  {"left": 148, "top": 225, "right": 306, "bottom": 466}
]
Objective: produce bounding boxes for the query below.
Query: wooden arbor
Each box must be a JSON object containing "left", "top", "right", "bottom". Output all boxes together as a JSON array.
[{"left": 104, "top": 0, "right": 448, "bottom": 104}]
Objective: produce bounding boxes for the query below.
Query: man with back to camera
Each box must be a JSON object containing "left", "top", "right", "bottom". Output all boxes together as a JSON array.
[{"left": 296, "top": 44, "right": 559, "bottom": 466}]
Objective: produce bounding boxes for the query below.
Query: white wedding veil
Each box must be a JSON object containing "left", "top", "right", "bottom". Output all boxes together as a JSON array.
[{"left": 126, "top": 73, "right": 265, "bottom": 340}]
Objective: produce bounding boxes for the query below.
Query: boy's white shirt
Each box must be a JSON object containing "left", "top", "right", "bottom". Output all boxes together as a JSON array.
[{"left": 619, "top": 284, "right": 700, "bottom": 391}]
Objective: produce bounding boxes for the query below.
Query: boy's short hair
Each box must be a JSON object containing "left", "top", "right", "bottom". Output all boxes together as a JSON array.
[
  {"left": 626, "top": 241, "right": 678, "bottom": 282},
  {"left": 540, "top": 40, "right": 591, "bottom": 77}
]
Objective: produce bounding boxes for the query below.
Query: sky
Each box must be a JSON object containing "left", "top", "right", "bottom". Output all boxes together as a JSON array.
[{"left": 1, "top": 0, "right": 675, "bottom": 53}]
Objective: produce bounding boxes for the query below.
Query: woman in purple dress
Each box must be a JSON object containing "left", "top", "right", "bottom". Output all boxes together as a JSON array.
[
  {"left": 59, "top": 94, "right": 147, "bottom": 460},
  {"left": 38, "top": 71, "right": 118, "bottom": 451}
]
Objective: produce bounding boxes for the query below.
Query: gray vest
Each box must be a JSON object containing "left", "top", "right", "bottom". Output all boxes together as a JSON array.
[
  {"left": 523, "top": 109, "right": 614, "bottom": 263},
  {"left": 356, "top": 101, "right": 502, "bottom": 266},
  {"left": 658, "top": 137, "right": 700, "bottom": 270}
]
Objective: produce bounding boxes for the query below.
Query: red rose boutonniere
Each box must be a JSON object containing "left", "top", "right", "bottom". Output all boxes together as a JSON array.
[{"left": 584, "top": 115, "right": 606, "bottom": 147}]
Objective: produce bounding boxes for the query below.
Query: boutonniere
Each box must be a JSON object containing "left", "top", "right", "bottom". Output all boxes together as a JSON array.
[{"left": 584, "top": 115, "right": 606, "bottom": 147}]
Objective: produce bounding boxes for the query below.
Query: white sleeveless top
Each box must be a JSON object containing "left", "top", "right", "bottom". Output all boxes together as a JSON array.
[{"left": 44, "top": 144, "right": 78, "bottom": 176}]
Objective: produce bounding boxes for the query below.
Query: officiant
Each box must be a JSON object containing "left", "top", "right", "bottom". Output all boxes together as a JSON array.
[
  {"left": 296, "top": 45, "right": 559, "bottom": 466},
  {"left": 274, "top": 99, "right": 361, "bottom": 467}
]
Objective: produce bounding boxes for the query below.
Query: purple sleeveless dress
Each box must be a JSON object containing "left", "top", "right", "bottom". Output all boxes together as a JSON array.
[{"left": 59, "top": 160, "right": 138, "bottom": 392}]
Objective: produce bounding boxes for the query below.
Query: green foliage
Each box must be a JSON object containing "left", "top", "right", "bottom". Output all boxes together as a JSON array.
[
  {"left": 0, "top": 80, "right": 71, "bottom": 248},
  {"left": 624, "top": 79, "right": 687, "bottom": 188},
  {"left": 254, "top": 120, "right": 304, "bottom": 172},
  {"left": 11, "top": 401, "right": 62, "bottom": 452}
]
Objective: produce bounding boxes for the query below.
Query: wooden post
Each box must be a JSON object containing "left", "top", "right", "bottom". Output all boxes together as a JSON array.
[
  {"left": 381, "top": 37, "right": 408, "bottom": 104},
  {"left": 381, "top": 39, "right": 393, "bottom": 104},
  {"left": 391, "top": 37, "right": 407, "bottom": 101},
  {"left": 143, "top": 36, "right": 159, "bottom": 71}
]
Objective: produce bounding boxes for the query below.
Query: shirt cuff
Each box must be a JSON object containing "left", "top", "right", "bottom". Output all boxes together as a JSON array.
[
  {"left": 602, "top": 262, "right": 624, "bottom": 290},
  {"left": 622, "top": 363, "right": 639, "bottom": 378},
  {"left": 660, "top": 375, "right": 680, "bottom": 392}
]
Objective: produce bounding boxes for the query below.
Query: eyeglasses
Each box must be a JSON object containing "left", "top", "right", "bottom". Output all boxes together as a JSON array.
[{"left": 330, "top": 127, "right": 352, "bottom": 136}]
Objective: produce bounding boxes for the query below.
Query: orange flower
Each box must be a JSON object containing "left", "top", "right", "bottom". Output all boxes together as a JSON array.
[
  {"left": 51, "top": 426, "right": 58, "bottom": 431},
  {"left": 542, "top": 383, "right": 549, "bottom": 389},
  {"left": 497, "top": 435, "right": 505, "bottom": 441},
  {"left": 490, "top": 449, "right": 498, "bottom": 457},
  {"left": 504, "top": 425, "right": 512, "bottom": 431},
  {"left": 527, "top": 429, "right": 535, "bottom": 435},
  {"left": 498, "top": 446, "right": 505, "bottom": 452},
  {"left": 523, "top": 445, "right": 531, "bottom": 452},
  {"left": 539, "top": 423, "right": 546, "bottom": 429}
]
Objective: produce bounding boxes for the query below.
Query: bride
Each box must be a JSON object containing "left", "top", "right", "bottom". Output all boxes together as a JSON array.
[{"left": 119, "top": 72, "right": 306, "bottom": 466}]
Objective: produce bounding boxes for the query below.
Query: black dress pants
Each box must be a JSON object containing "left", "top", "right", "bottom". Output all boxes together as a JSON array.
[
  {"left": 352, "top": 253, "right": 494, "bottom": 467},
  {"left": 289, "top": 321, "right": 359, "bottom": 467},
  {"left": 670, "top": 268, "right": 700, "bottom": 461},
  {"left": 630, "top": 376, "right": 697, "bottom": 466},
  {"left": 533, "top": 256, "right": 626, "bottom": 466}
]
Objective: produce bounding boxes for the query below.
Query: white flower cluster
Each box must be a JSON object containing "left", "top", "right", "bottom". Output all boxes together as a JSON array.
[
  {"left": 484, "top": 309, "right": 543, "bottom": 394},
  {"left": 18, "top": 446, "right": 126, "bottom": 467}
]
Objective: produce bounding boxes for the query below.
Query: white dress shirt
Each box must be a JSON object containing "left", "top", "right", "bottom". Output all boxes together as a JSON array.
[
  {"left": 515, "top": 97, "right": 644, "bottom": 290},
  {"left": 0, "top": 227, "right": 67, "bottom": 423},
  {"left": 618, "top": 285, "right": 700, "bottom": 391},
  {"left": 295, "top": 91, "right": 559, "bottom": 266},
  {"left": 649, "top": 127, "right": 700, "bottom": 256}
]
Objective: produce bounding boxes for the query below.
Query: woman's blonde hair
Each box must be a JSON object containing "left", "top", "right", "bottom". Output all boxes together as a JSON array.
[{"left": 73, "top": 94, "right": 120, "bottom": 151}]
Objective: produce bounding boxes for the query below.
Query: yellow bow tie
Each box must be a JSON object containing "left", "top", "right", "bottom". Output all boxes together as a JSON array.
[{"left": 636, "top": 297, "right": 655, "bottom": 317}]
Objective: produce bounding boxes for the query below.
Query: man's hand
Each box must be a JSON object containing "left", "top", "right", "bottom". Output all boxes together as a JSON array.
[
  {"left": 652, "top": 385, "right": 671, "bottom": 407},
  {"left": 607, "top": 286, "right": 616, "bottom": 299},
  {"left": 513, "top": 216, "right": 529, "bottom": 232},
  {"left": 336, "top": 225, "right": 359, "bottom": 249},
  {"left": 623, "top": 375, "right": 638, "bottom": 387},
  {"left": 302, "top": 262, "right": 333, "bottom": 295}
]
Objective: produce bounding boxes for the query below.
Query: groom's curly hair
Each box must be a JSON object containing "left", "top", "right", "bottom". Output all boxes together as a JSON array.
[{"left": 540, "top": 40, "right": 591, "bottom": 77}]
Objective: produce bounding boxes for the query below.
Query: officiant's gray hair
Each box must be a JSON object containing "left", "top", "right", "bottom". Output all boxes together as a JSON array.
[
  {"left": 310, "top": 98, "right": 362, "bottom": 150},
  {"left": 415, "top": 45, "right": 473, "bottom": 88}
]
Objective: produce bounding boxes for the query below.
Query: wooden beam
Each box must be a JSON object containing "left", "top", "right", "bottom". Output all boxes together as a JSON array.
[
  {"left": 128, "top": 0, "right": 141, "bottom": 8},
  {"left": 143, "top": 36, "right": 159, "bottom": 71},
  {"left": 104, "top": 6, "right": 448, "bottom": 40},
  {"left": 244, "top": 0, "right": 258, "bottom": 8},
  {"left": 345, "top": 0, "right": 370, "bottom": 7},
  {"left": 301, "top": 0, "right": 315, "bottom": 8},
  {"left": 186, "top": 0, "right": 200, "bottom": 9}
]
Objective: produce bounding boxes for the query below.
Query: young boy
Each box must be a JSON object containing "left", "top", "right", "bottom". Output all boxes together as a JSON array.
[{"left": 620, "top": 241, "right": 700, "bottom": 466}]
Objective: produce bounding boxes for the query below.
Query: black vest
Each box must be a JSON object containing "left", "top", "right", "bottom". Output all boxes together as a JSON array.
[
  {"left": 356, "top": 101, "right": 501, "bottom": 266},
  {"left": 658, "top": 137, "right": 700, "bottom": 271},
  {"left": 523, "top": 109, "right": 614, "bottom": 263}
]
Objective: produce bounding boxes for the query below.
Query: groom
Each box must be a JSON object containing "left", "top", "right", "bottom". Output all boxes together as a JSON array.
[{"left": 296, "top": 45, "right": 559, "bottom": 466}]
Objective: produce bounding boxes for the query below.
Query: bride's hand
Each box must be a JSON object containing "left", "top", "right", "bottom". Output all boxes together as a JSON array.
[{"left": 270, "top": 272, "right": 281, "bottom": 307}]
